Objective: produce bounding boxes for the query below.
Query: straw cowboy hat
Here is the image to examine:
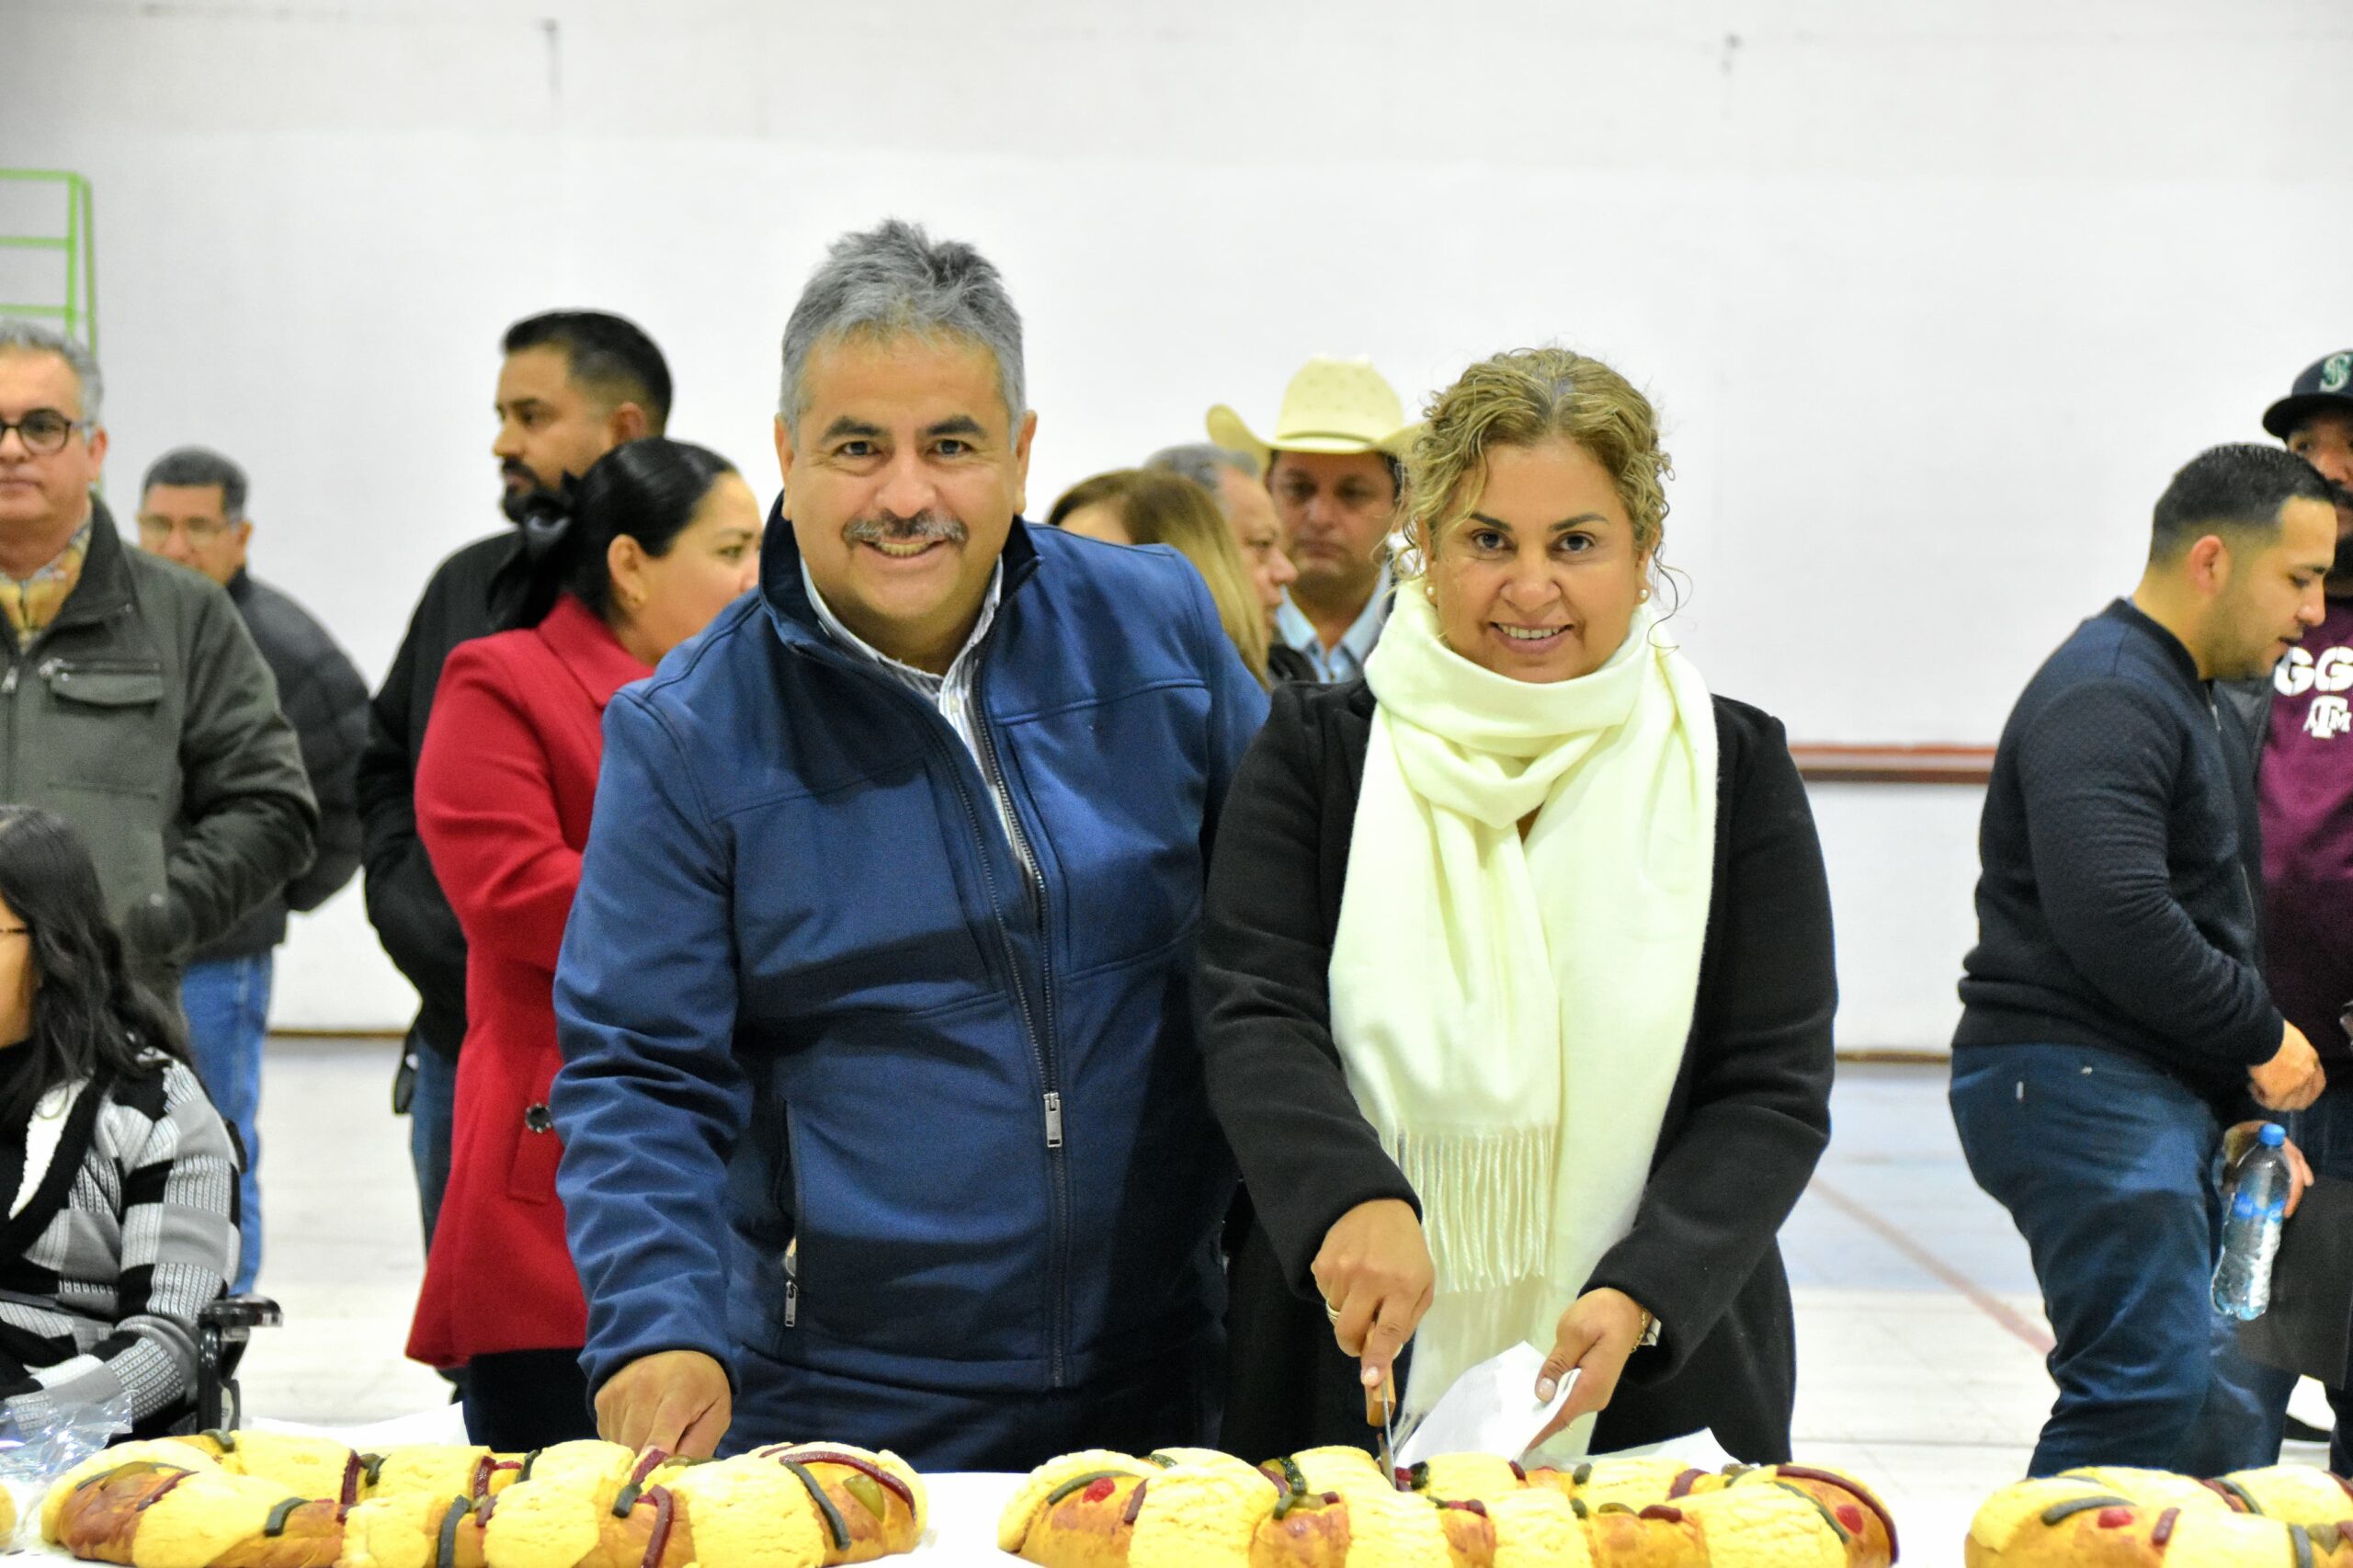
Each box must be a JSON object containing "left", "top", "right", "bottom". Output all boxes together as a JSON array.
[{"left": 1206, "top": 356, "right": 1419, "bottom": 472}]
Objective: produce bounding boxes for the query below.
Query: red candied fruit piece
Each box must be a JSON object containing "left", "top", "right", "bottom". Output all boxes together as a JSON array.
[
  {"left": 1838, "top": 1505, "right": 1868, "bottom": 1534},
  {"left": 1083, "top": 1477, "right": 1119, "bottom": 1505},
  {"left": 2098, "top": 1508, "right": 2134, "bottom": 1530}
]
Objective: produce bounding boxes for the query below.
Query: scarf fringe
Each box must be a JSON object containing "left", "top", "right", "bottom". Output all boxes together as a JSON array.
[{"left": 1384, "top": 1127, "right": 1557, "bottom": 1294}]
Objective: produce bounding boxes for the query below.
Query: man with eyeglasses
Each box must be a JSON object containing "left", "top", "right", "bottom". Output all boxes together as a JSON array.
[
  {"left": 136, "top": 446, "right": 366, "bottom": 1295},
  {"left": 0, "top": 321, "right": 314, "bottom": 1022}
]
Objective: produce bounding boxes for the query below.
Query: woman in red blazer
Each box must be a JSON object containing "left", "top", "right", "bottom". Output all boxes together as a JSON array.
[{"left": 409, "top": 437, "right": 760, "bottom": 1448}]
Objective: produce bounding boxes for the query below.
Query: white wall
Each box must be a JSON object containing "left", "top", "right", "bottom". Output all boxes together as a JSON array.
[{"left": 6, "top": 0, "right": 2347, "bottom": 1042}]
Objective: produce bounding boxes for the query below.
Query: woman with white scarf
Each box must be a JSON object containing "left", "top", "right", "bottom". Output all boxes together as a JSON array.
[{"left": 1200, "top": 347, "right": 1836, "bottom": 1464}]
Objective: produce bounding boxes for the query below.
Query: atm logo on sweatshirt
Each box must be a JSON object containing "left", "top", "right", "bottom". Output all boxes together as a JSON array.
[{"left": 2277, "top": 646, "right": 2353, "bottom": 739}]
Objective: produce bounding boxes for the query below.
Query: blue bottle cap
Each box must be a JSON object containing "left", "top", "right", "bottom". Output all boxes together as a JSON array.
[{"left": 2261, "top": 1123, "right": 2287, "bottom": 1147}]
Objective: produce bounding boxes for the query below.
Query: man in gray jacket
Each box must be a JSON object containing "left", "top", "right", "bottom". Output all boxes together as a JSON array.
[{"left": 0, "top": 322, "right": 314, "bottom": 1007}]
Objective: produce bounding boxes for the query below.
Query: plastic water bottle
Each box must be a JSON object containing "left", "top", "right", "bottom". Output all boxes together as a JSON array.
[{"left": 2213, "top": 1123, "right": 2290, "bottom": 1321}]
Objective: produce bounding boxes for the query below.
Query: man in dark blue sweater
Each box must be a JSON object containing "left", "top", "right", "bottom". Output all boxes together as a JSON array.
[{"left": 1953, "top": 443, "right": 2338, "bottom": 1477}]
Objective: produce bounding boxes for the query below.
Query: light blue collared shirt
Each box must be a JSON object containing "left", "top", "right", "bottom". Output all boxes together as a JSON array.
[
  {"left": 801, "top": 557, "right": 1019, "bottom": 847},
  {"left": 1274, "top": 564, "right": 1392, "bottom": 683}
]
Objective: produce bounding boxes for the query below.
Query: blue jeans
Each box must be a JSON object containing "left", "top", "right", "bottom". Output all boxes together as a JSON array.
[
  {"left": 179, "top": 953, "right": 271, "bottom": 1295},
  {"left": 1950, "top": 1042, "right": 2238, "bottom": 1475},
  {"left": 2194, "top": 1079, "right": 2353, "bottom": 1475},
  {"left": 406, "top": 1029, "right": 459, "bottom": 1254}
]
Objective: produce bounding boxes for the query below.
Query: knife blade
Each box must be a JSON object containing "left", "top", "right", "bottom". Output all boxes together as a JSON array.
[{"left": 1367, "top": 1369, "right": 1399, "bottom": 1487}]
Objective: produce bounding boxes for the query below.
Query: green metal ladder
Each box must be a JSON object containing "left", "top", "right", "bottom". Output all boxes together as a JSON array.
[{"left": 0, "top": 169, "right": 97, "bottom": 351}]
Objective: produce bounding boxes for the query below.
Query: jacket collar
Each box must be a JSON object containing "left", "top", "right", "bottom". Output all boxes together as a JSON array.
[
  {"left": 47, "top": 494, "right": 133, "bottom": 632},
  {"left": 534, "top": 591, "right": 654, "bottom": 710},
  {"left": 2105, "top": 596, "right": 2206, "bottom": 688},
  {"left": 755, "top": 493, "right": 1042, "bottom": 655}
]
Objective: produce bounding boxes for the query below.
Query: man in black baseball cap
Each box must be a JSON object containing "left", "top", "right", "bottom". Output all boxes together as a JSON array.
[{"left": 2209, "top": 349, "right": 2353, "bottom": 1472}]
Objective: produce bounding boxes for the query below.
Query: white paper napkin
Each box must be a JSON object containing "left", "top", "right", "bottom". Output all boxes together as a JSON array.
[{"left": 1394, "top": 1344, "right": 1577, "bottom": 1465}]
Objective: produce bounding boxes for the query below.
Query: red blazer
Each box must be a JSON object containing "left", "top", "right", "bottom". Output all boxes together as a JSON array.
[{"left": 406, "top": 594, "right": 651, "bottom": 1367}]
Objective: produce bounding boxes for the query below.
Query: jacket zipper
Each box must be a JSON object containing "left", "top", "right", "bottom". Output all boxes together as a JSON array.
[
  {"left": 782, "top": 1239, "right": 798, "bottom": 1329},
  {"left": 790, "top": 638, "right": 1070, "bottom": 1386},
  {"left": 2210, "top": 696, "right": 2262, "bottom": 925},
  {"left": 971, "top": 643, "right": 1072, "bottom": 1386}
]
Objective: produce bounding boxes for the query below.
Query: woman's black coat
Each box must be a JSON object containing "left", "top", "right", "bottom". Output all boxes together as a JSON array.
[{"left": 1199, "top": 677, "right": 1837, "bottom": 1462}]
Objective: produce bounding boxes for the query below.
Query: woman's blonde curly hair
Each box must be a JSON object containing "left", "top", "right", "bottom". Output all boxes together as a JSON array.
[{"left": 1399, "top": 347, "right": 1672, "bottom": 577}]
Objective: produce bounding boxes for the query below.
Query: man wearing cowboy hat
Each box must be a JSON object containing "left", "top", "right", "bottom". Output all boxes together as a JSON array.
[
  {"left": 2207, "top": 348, "right": 2353, "bottom": 1472},
  {"left": 1209, "top": 357, "right": 1415, "bottom": 683}
]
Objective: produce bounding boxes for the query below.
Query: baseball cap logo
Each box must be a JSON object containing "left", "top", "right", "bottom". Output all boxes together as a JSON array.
[{"left": 2323, "top": 353, "right": 2353, "bottom": 393}]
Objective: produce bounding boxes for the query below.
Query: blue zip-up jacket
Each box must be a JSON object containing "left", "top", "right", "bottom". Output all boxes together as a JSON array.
[{"left": 551, "top": 511, "right": 1267, "bottom": 1444}]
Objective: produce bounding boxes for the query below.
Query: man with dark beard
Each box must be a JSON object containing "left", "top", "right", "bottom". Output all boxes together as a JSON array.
[
  {"left": 358, "top": 311, "right": 669, "bottom": 1256},
  {"left": 2208, "top": 351, "right": 2353, "bottom": 1471}
]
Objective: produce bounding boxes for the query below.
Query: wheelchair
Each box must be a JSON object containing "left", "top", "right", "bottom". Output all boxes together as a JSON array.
[
  {"left": 193, "top": 1293, "right": 280, "bottom": 1432},
  {"left": 116, "top": 1294, "right": 282, "bottom": 1439}
]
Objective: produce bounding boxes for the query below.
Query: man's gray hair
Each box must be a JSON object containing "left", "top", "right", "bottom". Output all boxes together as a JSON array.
[
  {"left": 779, "top": 220, "right": 1025, "bottom": 434},
  {"left": 142, "top": 446, "right": 249, "bottom": 519},
  {"left": 1145, "top": 443, "right": 1259, "bottom": 511},
  {"left": 0, "top": 320, "right": 102, "bottom": 425}
]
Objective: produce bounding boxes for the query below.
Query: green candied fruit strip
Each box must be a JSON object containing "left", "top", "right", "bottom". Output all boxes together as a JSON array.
[
  {"left": 1771, "top": 1482, "right": 1854, "bottom": 1543},
  {"left": 1273, "top": 1484, "right": 1324, "bottom": 1522},
  {"left": 779, "top": 1459, "right": 851, "bottom": 1552},
  {"left": 435, "top": 1497, "right": 474, "bottom": 1568},
  {"left": 609, "top": 1482, "right": 642, "bottom": 1520},
  {"left": 199, "top": 1430, "right": 237, "bottom": 1453},
  {"left": 1042, "top": 1470, "right": 1134, "bottom": 1508},
  {"left": 75, "top": 1461, "right": 181, "bottom": 1493},
  {"left": 264, "top": 1499, "right": 307, "bottom": 1538},
  {"left": 842, "top": 1472, "right": 886, "bottom": 1521},
  {"left": 2292, "top": 1525, "right": 2316, "bottom": 1568},
  {"left": 2210, "top": 1478, "right": 2264, "bottom": 1515},
  {"left": 2037, "top": 1495, "right": 2132, "bottom": 1528}
]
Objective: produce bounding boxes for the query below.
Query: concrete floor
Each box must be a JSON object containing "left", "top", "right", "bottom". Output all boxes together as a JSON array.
[{"left": 235, "top": 1044, "right": 2330, "bottom": 1565}]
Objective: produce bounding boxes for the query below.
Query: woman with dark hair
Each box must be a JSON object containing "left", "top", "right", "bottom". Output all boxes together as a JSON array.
[
  {"left": 405, "top": 437, "right": 760, "bottom": 1448},
  {"left": 0, "top": 806, "right": 237, "bottom": 1430}
]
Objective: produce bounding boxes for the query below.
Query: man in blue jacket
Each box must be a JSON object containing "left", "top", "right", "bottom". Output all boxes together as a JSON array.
[
  {"left": 551, "top": 221, "right": 1269, "bottom": 1470},
  {"left": 1952, "top": 443, "right": 2336, "bottom": 1477}
]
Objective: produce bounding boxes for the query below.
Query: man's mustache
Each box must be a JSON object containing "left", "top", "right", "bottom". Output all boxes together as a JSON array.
[{"left": 845, "top": 512, "right": 966, "bottom": 547}]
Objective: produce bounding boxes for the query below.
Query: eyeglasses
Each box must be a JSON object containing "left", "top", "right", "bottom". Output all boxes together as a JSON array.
[
  {"left": 136, "top": 515, "right": 234, "bottom": 544},
  {"left": 0, "top": 410, "right": 89, "bottom": 457}
]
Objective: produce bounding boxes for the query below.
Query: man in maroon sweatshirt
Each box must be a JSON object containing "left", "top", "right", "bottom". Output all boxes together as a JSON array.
[{"left": 2213, "top": 349, "right": 2353, "bottom": 1471}]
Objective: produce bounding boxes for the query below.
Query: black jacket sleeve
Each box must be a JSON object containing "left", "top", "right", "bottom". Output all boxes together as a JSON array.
[
  {"left": 280, "top": 631, "right": 369, "bottom": 914},
  {"left": 1584, "top": 710, "right": 1836, "bottom": 1380},
  {"left": 1196, "top": 687, "right": 1418, "bottom": 1299},
  {"left": 165, "top": 591, "right": 318, "bottom": 956},
  {"left": 2018, "top": 678, "right": 2282, "bottom": 1073},
  {"left": 356, "top": 595, "right": 467, "bottom": 1020}
]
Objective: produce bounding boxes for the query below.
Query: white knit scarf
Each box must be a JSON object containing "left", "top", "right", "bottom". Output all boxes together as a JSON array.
[{"left": 1332, "top": 582, "right": 1716, "bottom": 1449}]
